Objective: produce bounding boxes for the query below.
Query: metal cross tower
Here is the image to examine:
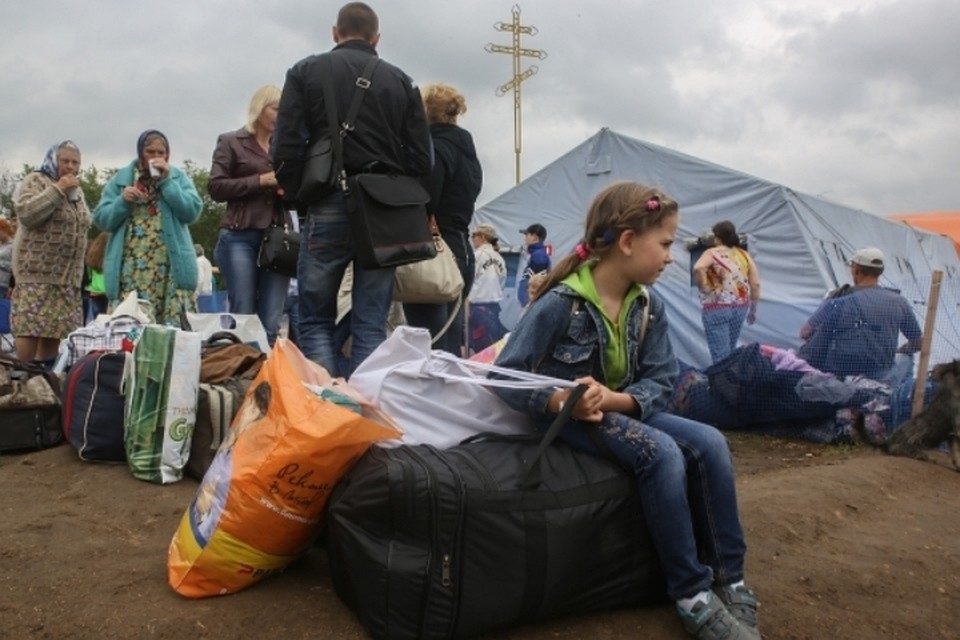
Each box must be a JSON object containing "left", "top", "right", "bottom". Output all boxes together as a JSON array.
[{"left": 485, "top": 4, "right": 547, "bottom": 184}]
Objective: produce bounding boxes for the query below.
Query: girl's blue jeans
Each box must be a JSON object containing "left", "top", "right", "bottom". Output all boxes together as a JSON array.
[{"left": 555, "top": 411, "right": 747, "bottom": 601}]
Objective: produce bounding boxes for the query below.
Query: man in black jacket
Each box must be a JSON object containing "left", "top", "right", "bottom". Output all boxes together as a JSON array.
[{"left": 273, "top": 2, "right": 432, "bottom": 376}]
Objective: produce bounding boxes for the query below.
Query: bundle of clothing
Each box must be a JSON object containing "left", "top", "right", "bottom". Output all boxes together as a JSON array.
[{"left": 669, "top": 343, "right": 928, "bottom": 443}]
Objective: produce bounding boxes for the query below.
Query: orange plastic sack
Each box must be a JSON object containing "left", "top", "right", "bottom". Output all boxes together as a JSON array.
[{"left": 167, "top": 339, "right": 401, "bottom": 598}]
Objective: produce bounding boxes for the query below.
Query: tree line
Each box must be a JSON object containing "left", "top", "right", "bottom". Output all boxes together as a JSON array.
[{"left": 0, "top": 162, "right": 225, "bottom": 264}]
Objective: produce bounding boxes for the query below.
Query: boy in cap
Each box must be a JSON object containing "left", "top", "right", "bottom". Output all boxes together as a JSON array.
[
  {"left": 798, "top": 247, "right": 921, "bottom": 381},
  {"left": 517, "top": 223, "right": 550, "bottom": 307}
]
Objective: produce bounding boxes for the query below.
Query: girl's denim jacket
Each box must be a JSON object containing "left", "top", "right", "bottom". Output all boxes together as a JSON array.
[{"left": 493, "top": 283, "right": 678, "bottom": 427}]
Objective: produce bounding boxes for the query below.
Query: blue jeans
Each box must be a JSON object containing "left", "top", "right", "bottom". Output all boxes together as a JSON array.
[
  {"left": 284, "top": 292, "right": 300, "bottom": 346},
  {"left": 298, "top": 193, "right": 395, "bottom": 376},
  {"left": 702, "top": 305, "right": 749, "bottom": 364},
  {"left": 214, "top": 228, "right": 290, "bottom": 345},
  {"left": 556, "top": 411, "right": 746, "bottom": 601}
]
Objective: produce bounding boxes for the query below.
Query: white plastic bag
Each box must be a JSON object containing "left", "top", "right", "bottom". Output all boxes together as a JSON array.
[
  {"left": 102, "top": 290, "right": 155, "bottom": 325},
  {"left": 348, "top": 326, "right": 576, "bottom": 449},
  {"left": 184, "top": 312, "right": 269, "bottom": 353},
  {"left": 123, "top": 325, "right": 201, "bottom": 484}
]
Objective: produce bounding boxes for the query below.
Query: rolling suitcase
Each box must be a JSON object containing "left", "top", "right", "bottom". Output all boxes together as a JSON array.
[{"left": 326, "top": 386, "right": 666, "bottom": 639}]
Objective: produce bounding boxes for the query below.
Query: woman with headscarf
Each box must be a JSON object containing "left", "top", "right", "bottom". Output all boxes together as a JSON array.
[
  {"left": 94, "top": 130, "right": 202, "bottom": 326},
  {"left": 208, "top": 85, "right": 288, "bottom": 344},
  {"left": 11, "top": 141, "right": 91, "bottom": 365},
  {"left": 693, "top": 220, "right": 761, "bottom": 363}
]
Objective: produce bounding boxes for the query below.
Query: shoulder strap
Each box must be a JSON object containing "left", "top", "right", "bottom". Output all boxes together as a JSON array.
[
  {"left": 343, "top": 56, "right": 380, "bottom": 132},
  {"left": 638, "top": 288, "right": 651, "bottom": 345},
  {"left": 319, "top": 55, "right": 340, "bottom": 161},
  {"left": 321, "top": 55, "right": 380, "bottom": 190}
]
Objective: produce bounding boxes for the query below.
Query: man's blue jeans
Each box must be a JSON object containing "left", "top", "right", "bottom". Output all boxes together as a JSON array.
[
  {"left": 702, "top": 305, "right": 749, "bottom": 364},
  {"left": 298, "top": 193, "right": 394, "bottom": 376},
  {"left": 214, "top": 228, "right": 290, "bottom": 345},
  {"left": 556, "top": 411, "right": 747, "bottom": 601}
]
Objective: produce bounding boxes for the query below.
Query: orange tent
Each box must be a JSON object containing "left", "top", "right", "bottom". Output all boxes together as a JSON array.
[{"left": 888, "top": 211, "right": 960, "bottom": 256}]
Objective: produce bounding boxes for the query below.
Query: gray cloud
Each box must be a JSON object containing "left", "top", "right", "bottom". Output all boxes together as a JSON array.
[{"left": 0, "top": 0, "right": 957, "bottom": 215}]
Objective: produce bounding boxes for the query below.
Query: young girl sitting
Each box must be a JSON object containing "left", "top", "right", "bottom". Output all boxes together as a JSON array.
[{"left": 492, "top": 181, "right": 760, "bottom": 640}]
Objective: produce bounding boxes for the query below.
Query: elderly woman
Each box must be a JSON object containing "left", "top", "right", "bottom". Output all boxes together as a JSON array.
[
  {"left": 93, "top": 130, "right": 202, "bottom": 326},
  {"left": 11, "top": 141, "right": 91, "bottom": 365},
  {"left": 208, "top": 85, "right": 288, "bottom": 344},
  {"left": 402, "top": 83, "right": 483, "bottom": 355}
]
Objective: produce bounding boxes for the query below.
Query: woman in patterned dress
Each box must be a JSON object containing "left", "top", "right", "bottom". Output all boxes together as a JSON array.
[
  {"left": 94, "top": 130, "right": 202, "bottom": 326},
  {"left": 11, "top": 140, "right": 91, "bottom": 365},
  {"left": 692, "top": 220, "right": 761, "bottom": 364}
]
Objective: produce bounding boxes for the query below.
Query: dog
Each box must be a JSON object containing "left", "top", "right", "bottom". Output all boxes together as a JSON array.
[{"left": 852, "top": 359, "right": 960, "bottom": 471}]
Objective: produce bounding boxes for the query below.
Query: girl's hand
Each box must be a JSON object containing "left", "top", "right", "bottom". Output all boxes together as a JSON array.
[{"left": 552, "top": 377, "right": 605, "bottom": 423}]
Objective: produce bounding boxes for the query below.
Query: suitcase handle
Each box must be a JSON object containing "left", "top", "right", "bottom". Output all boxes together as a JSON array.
[{"left": 521, "top": 383, "right": 589, "bottom": 489}]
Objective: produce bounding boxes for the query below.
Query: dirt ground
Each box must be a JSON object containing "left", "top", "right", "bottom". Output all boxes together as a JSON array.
[{"left": 1, "top": 432, "right": 958, "bottom": 640}]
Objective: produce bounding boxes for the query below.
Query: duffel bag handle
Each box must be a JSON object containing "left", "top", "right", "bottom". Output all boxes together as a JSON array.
[
  {"left": 204, "top": 331, "right": 244, "bottom": 347},
  {"left": 521, "top": 383, "right": 589, "bottom": 489}
]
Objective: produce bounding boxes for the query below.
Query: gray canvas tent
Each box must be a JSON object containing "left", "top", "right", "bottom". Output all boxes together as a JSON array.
[{"left": 475, "top": 128, "right": 960, "bottom": 369}]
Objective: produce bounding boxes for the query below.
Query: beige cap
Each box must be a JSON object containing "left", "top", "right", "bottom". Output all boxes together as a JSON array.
[
  {"left": 472, "top": 224, "right": 498, "bottom": 242},
  {"left": 850, "top": 247, "right": 884, "bottom": 268}
]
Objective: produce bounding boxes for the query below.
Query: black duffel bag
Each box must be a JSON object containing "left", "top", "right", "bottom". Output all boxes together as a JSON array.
[
  {"left": 326, "top": 385, "right": 666, "bottom": 639},
  {"left": 0, "top": 353, "right": 63, "bottom": 453},
  {"left": 62, "top": 350, "right": 127, "bottom": 462}
]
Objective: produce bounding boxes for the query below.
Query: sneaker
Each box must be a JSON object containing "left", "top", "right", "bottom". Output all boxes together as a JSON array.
[
  {"left": 677, "top": 592, "right": 759, "bottom": 640},
  {"left": 716, "top": 584, "right": 760, "bottom": 634}
]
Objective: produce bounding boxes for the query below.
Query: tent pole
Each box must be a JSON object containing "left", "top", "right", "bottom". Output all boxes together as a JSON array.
[{"left": 911, "top": 270, "right": 942, "bottom": 417}]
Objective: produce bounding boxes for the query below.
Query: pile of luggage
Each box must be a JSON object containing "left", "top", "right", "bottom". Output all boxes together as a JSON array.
[{"left": 0, "top": 316, "right": 667, "bottom": 639}]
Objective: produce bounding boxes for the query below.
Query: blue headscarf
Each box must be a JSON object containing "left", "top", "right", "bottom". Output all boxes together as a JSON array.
[{"left": 38, "top": 140, "right": 80, "bottom": 180}]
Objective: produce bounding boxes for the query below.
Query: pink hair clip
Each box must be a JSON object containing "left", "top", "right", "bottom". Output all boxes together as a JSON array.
[
  {"left": 646, "top": 198, "right": 660, "bottom": 212},
  {"left": 574, "top": 242, "right": 591, "bottom": 260}
]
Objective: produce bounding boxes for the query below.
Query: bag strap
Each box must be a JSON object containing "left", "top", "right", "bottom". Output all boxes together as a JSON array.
[
  {"left": 638, "top": 287, "right": 651, "bottom": 345},
  {"left": 321, "top": 55, "right": 381, "bottom": 191},
  {"left": 319, "top": 55, "right": 341, "bottom": 172},
  {"left": 427, "top": 350, "right": 578, "bottom": 389},
  {"left": 431, "top": 296, "right": 463, "bottom": 346},
  {"left": 521, "top": 383, "right": 589, "bottom": 489}
]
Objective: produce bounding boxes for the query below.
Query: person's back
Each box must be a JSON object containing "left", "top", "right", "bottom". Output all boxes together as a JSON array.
[
  {"left": 272, "top": 2, "right": 432, "bottom": 376},
  {"left": 813, "top": 286, "right": 920, "bottom": 377},
  {"left": 273, "top": 6, "right": 431, "bottom": 197},
  {"left": 799, "top": 247, "right": 921, "bottom": 379}
]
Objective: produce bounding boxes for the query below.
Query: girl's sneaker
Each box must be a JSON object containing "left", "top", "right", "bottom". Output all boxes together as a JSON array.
[
  {"left": 716, "top": 584, "right": 760, "bottom": 636},
  {"left": 677, "top": 591, "right": 759, "bottom": 640}
]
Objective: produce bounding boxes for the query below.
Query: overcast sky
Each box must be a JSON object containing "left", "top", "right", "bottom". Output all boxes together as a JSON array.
[{"left": 1, "top": 0, "right": 957, "bottom": 216}]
